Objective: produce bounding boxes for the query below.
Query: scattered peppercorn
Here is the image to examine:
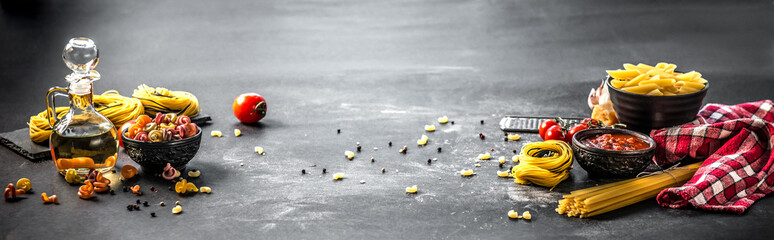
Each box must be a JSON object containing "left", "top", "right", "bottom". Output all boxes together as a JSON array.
[
  {"left": 143, "top": 201, "right": 149, "bottom": 207},
  {"left": 356, "top": 145, "right": 361, "bottom": 152},
  {"left": 110, "top": 190, "right": 115, "bottom": 195},
  {"left": 481, "top": 120, "right": 484, "bottom": 124},
  {"left": 381, "top": 168, "right": 386, "bottom": 173},
  {"left": 322, "top": 168, "right": 327, "bottom": 174},
  {"left": 389, "top": 141, "right": 392, "bottom": 147},
  {"left": 112, "top": 169, "right": 117, "bottom": 173},
  {"left": 499, "top": 163, "right": 504, "bottom": 168},
  {"left": 175, "top": 201, "right": 181, "bottom": 206},
  {"left": 301, "top": 169, "right": 306, "bottom": 174},
  {"left": 451, "top": 121, "right": 455, "bottom": 125},
  {"left": 437, "top": 147, "right": 442, "bottom": 153},
  {"left": 513, "top": 150, "right": 518, "bottom": 154},
  {"left": 134, "top": 204, "right": 140, "bottom": 210},
  {"left": 490, "top": 148, "right": 494, "bottom": 151},
  {"left": 150, "top": 187, "right": 156, "bottom": 192},
  {"left": 160, "top": 201, "right": 166, "bottom": 206},
  {"left": 168, "top": 186, "right": 173, "bottom": 191},
  {"left": 337, "top": 129, "right": 341, "bottom": 134},
  {"left": 504, "top": 137, "right": 508, "bottom": 141},
  {"left": 370, "top": 157, "right": 375, "bottom": 162},
  {"left": 479, "top": 133, "right": 485, "bottom": 139},
  {"left": 150, "top": 212, "right": 156, "bottom": 217},
  {"left": 123, "top": 186, "right": 128, "bottom": 192},
  {"left": 427, "top": 159, "right": 432, "bottom": 164},
  {"left": 400, "top": 145, "right": 408, "bottom": 154},
  {"left": 136, "top": 199, "right": 141, "bottom": 204},
  {"left": 127, "top": 205, "right": 134, "bottom": 211}
]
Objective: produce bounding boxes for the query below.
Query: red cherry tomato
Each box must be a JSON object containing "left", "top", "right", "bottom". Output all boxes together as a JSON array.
[
  {"left": 566, "top": 124, "right": 591, "bottom": 143},
  {"left": 544, "top": 125, "right": 565, "bottom": 141},
  {"left": 233, "top": 93, "right": 267, "bottom": 123},
  {"left": 539, "top": 120, "right": 559, "bottom": 139},
  {"left": 118, "top": 120, "right": 136, "bottom": 147}
]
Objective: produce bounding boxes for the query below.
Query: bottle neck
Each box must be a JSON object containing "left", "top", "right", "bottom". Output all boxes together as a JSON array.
[{"left": 68, "top": 83, "right": 95, "bottom": 112}]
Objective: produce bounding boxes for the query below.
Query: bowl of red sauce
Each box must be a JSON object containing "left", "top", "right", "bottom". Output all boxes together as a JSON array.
[{"left": 571, "top": 128, "right": 656, "bottom": 178}]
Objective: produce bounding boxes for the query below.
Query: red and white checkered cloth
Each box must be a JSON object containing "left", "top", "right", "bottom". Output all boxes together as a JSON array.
[{"left": 651, "top": 100, "right": 774, "bottom": 214}]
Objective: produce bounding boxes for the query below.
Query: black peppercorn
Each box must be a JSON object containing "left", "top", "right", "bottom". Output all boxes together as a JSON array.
[
  {"left": 110, "top": 190, "right": 115, "bottom": 195},
  {"left": 499, "top": 163, "right": 504, "bottom": 168},
  {"left": 136, "top": 199, "right": 141, "bottom": 204},
  {"left": 481, "top": 120, "right": 484, "bottom": 124},
  {"left": 337, "top": 129, "right": 341, "bottom": 134},
  {"left": 150, "top": 187, "right": 156, "bottom": 192},
  {"left": 127, "top": 205, "right": 134, "bottom": 211},
  {"left": 134, "top": 204, "right": 140, "bottom": 210},
  {"left": 370, "top": 157, "right": 375, "bottom": 162},
  {"left": 451, "top": 121, "right": 455, "bottom": 125},
  {"left": 513, "top": 150, "right": 518, "bottom": 154},
  {"left": 301, "top": 169, "right": 306, "bottom": 174},
  {"left": 357, "top": 145, "right": 361, "bottom": 152},
  {"left": 143, "top": 201, "right": 149, "bottom": 207},
  {"left": 322, "top": 168, "right": 327, "bottom": 174},
  {"left": 151, "top": 212, "right": 156, "bottom": 217},
  {"left": 389, "top": 141, "right": 392, "bottom": 147},
  {"left": 427, "top": 159, "right": 432, "bottom": 164},
  {"left": 160, "top": 201, "right": 166, "bottom": 206},
  {"left": 437, "top": 147, "right": 442, "bottom": 152},
  {"left": 123, "top": 186, "right": 128, "bottom": 192},
  {"left": 479, "top": 133, "right": 485, "bottom": 139},
  {"left": 381, "top": 168, "right": 386, "bottom": 173},
  {"left": 504, "top": 137, "right": 508, "bottom": 141},
  {"left": 168, "top": 186, "right": 173, "bottom": 191}
]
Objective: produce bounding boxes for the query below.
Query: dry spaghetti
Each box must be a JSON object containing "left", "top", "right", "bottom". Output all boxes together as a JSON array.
[
  {"left": 556, "top": 162, "right": 701, "bottom": 218},
  {"left": 132, "top": 84, "right": 200, "bottom": 117},
  {"left": 511, "top": 140, "right": 573, "bottom": 188},
  {"left": 27, "top": 91, "right": 144, "bottom": 143}
]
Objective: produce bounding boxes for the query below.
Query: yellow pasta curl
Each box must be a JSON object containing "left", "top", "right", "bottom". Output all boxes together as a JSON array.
[
  {"left": 511, "top": 140, "right": 573, "bottom": 188},
  {"left": 132, "top": 84, "right": 200, "bottom": 117},
  {"left": 27, "top": 91, "right": 144, "bottom": 143}
]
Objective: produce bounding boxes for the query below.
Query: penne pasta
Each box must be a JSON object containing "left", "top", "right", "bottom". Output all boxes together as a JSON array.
[
  {"left": 621, "top": 84, "right": 659, "bottom": 95},
  {"left": 608, "top": 62, "right": 707, "bottom": 95}
]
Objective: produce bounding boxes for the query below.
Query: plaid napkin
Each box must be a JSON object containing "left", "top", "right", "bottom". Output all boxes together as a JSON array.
[{"left": 651, "top": 100, "right": 774, "bottom": 214}]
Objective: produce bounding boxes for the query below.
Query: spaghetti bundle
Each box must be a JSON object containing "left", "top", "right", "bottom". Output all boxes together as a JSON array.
[
  {"left": 132, "top": 84, "right": 200, "bottom": 117},
  {"left": 511, "top": 140, "right": 573, "bottom": 188},
  {"left": 27, "top": 91, "right": 144, "bottom": 143},
  {"left": 556, "top": 162, "right": 701, "bottom": 218}
]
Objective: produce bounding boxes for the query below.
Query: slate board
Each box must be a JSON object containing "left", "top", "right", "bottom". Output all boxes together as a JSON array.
[{"left": 0, "top": 114, "right": 212, "bottom": 161}]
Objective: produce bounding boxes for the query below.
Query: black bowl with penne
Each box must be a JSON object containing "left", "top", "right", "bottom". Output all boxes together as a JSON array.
[{"left": 605, "top": 63, "right": 709, "bottom": 131}]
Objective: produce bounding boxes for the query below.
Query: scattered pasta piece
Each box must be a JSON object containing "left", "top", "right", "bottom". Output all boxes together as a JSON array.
[
  {"left": 255, "top": 146, "right": 265, "bottom": 155},
  {"left": 522, "top": 211, "right": 532, "bottom": 220},
  {"left": 417, "top": 134, "right": 428, "bottom": 146},
  {"left": 188, "top": 170, "right": 201, "bottom": 178},
  {"left": 41, "top": 193, "right": 58, "bottom": 204},
  {"left": 498, "top": 156, "right": 506, "bottom": 164},
  {"left": 475, "top": 163, "right": 481, "bottom": 167},
  {"left": 186, "top": 182, "right": 199, "bottom": 192},
  {"left": 16, "top": 178, "right": 31, "bottom": 192},
  {"left": 64, "top": 169, "right": 83, "bottom": 183},
  {"left": 172, "top": 205, "right": 183, "bottom": 214},
  {"left": 333, "top": 173, "right": 344, "bottom": 180},
  {"left": 497, "top": 171, "right": 510, "bottom": 178},
  {"left": 175, "top": 179, "right": 198, "bottom": 194},
  {"left": 4, "top": 183, "right": 25, "bottom": 200},
  {"left": 512, "top": 155, "right": 519, "bottom": 163},
  {"left": 234, "top": 129, "right": 242, "bottom": 137},
  {"left": 438, "top": 116, "right": 449, "bottom": 124},
  {"left": 478, "top": 153, "right": 491, "bottom": 160},
  {"left": 507, "top": 134, "right": 521, "bottom": 141},
  {"left": 360, "top": 180, "right": 366, "bottom": 184},
  {"left": 460, "top": 169, "right": 475, "bottom": 176},
  {"left": 424, "top": 125, "right": 436, "bottom": 132},
  {"left": 121, "top": 165, "right": 138, "bottom": 179},
  {"left": 130, "top": 185, "right": 142, "bottom": 195},
  {"left": 77, "top": 181, "right": 95, "bottom": 199},
  {"left": 344, "top": 151, "right": 355, "bottom": 160},
  {"left": 508, "top": 210, "right": 519, "bottom": 219},
  {"left": 210, "top": 130, "right": 222, "bottom": 137},
  {"left": 200, "top": 186, "right": 211, "bottom": 193},
  {"left": 405, "top": 185, "right": 418, "bottom": 194}
]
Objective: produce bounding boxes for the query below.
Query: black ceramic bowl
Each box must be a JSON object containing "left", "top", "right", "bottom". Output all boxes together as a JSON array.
[
  {"left": 121, "top": 127, "right": 201, "bottom": 174},
  {"left": 606, "top": 76, "right": 708, "bottom": 132},
  {"left": 571, "top": 128, "right": 656, "bottom": 178}
]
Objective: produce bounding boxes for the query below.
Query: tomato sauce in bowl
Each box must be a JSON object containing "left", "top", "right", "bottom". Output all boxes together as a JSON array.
[{"left": 582, "top": 133, "right": 650, "bottom": 151}]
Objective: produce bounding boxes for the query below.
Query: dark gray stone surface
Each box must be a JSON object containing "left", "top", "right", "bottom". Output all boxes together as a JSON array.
[{"left": 0, "top": 0, "right": 773, "bottom": 239}]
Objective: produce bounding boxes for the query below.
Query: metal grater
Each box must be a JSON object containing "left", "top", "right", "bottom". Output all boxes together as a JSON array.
[{"left": 499, "top": 116, "right": 586, "bottom": 133}]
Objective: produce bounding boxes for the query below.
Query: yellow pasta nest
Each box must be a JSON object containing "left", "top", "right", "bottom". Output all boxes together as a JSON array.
[
  {"left": 511, "top": 140, "right": 573, "bottom": 188},
  {"left": 405, "top": 185, "right": 418, "bottom": 194},
  {"left": 607, "top": 62, "right": 707, "bottom": 96},
  {"left": 438, "top": 116, "right": 449, "bottom": 124},
  {"left": 424, "top": 125, "right": 436, "bottom": 132},
  {"left": 132, "top": 84, "right": 200, "bottom": 117},
  {"left": 478, "top": 153, "right": 491, "bottom": 160},
  {"left": 417, "top": 135, "right": 429, "bottom": 146}
]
